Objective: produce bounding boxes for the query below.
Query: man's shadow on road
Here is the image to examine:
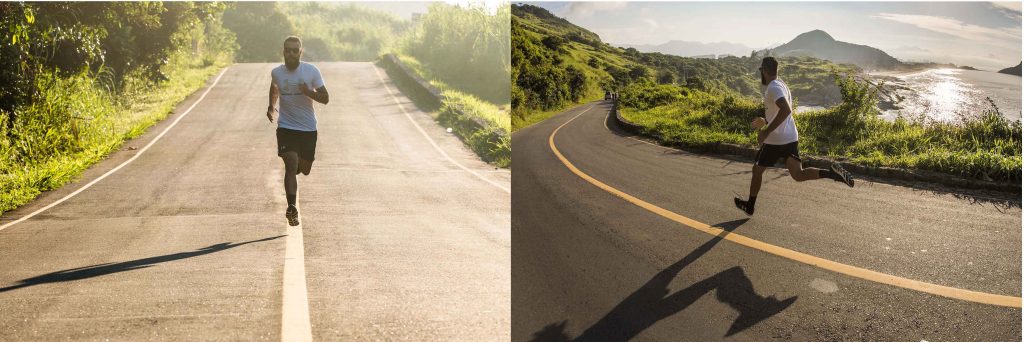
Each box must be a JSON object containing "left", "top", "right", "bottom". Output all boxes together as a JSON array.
[
  {"left": 530, "top": 219, "right": 796, "bottom": 341},
  {"left": 0, "top": 235, "right": 285, "bottom": 293}
]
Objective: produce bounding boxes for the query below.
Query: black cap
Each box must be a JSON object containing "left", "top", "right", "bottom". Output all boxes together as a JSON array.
[{"left": 761, "top": 57, "right": 778, "bottom": 75}]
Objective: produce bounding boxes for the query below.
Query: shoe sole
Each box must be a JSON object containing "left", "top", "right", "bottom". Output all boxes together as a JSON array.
[
  {"left": 286, "top": 210, "right": 300, "bottom": 226},
  {"left": 733, "top": 198, "right": 752, "bottom": 216},
  {"left": 832, "top": 164, "right": 855, "bottom": 188}
]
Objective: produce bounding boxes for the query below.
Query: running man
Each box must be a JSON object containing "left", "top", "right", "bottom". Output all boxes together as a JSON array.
[
  {"left": 734, "top": 57, "right": 853, "bottom": 216},
  {"left": 266, "top": 36, "right": 329, "bottom": 226}
]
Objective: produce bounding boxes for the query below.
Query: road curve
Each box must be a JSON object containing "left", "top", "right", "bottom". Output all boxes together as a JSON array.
[
  {"left": 512, "top": 100, "right": 1020, "bottom": 341},
  {"left": 0, "top": 62, "right": 510, "bottom": 341}
]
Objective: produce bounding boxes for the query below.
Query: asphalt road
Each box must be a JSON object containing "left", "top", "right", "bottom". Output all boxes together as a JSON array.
[
  {"left": 0, "top": 62, "right": 510, "bottom": 341},
  {"left": 512, "top": 100, "right": 1021, "bottom": 341}
]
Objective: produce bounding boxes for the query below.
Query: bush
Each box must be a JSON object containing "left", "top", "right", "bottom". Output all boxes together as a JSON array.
[{"left": 619, "top": 81, "right": 683, "bottom": 110}]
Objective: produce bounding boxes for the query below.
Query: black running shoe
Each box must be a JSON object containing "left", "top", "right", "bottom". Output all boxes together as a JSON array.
[
  {"left": 286, "top": 205, "right": 300, "bottom": 226},
  {"left": 831, "top": 162, "right": 855, "bottom": 187},
  {"left": 734, "top": 197, "right": 754, "bottom": 216}
]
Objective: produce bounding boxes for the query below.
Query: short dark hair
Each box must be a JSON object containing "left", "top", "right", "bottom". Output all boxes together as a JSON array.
[
  {"left": 284, "top": 36, "right": 301, "bottom": 47},
  {"left": 761, "top": 57, "right": 778, "bottom": 76}
]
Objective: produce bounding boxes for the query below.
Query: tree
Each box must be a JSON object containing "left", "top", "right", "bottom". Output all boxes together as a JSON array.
[
  {"left": 628, "top": 64, "right": 649, "bottom": 81},
  {"left": 223, "top": 2, "right": 296, "bottom": 62},
  {"left": 565, "top": 65, "right": 586, "bottom": 102},
  {"left": 657, "top": 70, "right": 676, "bottom": 84}
]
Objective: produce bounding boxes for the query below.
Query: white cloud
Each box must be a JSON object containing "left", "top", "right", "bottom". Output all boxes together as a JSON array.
[
  {"left": 873, "top": 13, "right": 1021, "bottom": 44},
  {"left": 890, "top": 45, "right": 930, "bottom": 53},
  {"left": 991, "top": 1, "right": 1023, "bottom": 21},
  {"left": 562, "top": 2, "right": 628, "bottom": 18},
  {"left": 992, "top": 1, "right": 1022, "bottom": 12}
]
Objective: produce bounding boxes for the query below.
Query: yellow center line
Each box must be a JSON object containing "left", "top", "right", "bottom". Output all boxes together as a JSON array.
[{"left": 548, "top": 104, "right": 1022, "bottom": 308}]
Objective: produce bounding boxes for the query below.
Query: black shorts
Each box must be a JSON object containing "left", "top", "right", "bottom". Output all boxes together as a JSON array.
[
  {"left": 277, "top": 127, "right": 317, "bottom": 161},
  {"left": 755, "top": 141, "right": 800, "bottom": 167}
]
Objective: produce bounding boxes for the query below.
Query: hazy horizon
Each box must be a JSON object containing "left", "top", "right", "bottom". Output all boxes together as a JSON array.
[{"left": 529, "top": 1, "right": 1022, "bottom": 71}]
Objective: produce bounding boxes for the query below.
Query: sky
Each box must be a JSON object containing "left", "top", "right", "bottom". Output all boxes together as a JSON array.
[{"left": 528, "top": 2, "right": 1022, "bottom": 71}]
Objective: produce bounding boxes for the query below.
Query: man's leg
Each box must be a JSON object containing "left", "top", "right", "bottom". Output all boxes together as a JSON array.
[
  {"left": 297, "top": 158, "right": 313, "bottom": 175},
  {"left": 735, "top": 164, "right": 768, "bottom": 216},
  {"left": 785, "top": 157, "right": 823, "bottom": 182},
  {"left": 785, "top": 157, "right": 853, "bottom": 186},
  {"left": 749, "top": 165, "right": 767, "bottom": 198},
  {"left": 281, "top": 151, "right": 300, "bottom": 225}
]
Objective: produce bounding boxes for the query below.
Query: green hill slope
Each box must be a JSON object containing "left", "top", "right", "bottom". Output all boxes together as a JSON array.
[{"left": 511, "top": 4, "right": 857, "bottom": 130}]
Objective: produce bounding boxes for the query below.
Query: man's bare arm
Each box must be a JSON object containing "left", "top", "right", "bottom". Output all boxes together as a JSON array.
[
  {"left": 302, "top": 84, "right": 329, "bottom": 105},
  {"left": 267, "top": 83, "right": 279, "bottom": 122}
]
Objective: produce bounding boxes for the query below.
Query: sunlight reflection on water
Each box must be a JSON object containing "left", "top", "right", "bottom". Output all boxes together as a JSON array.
[{"left": 880, "top": 69, "right": 1021, "bottom": 123}]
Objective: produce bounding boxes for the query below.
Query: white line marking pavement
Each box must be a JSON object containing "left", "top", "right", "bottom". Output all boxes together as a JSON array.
[
  {"left": 0, "top": 67, "right": 230, "bottom": 232},
  {"left": 372, "top": 67, "right": 511, "bottom": 194},
  {"left": 281, "top": 202, "right": 312, "bottom": 342}
]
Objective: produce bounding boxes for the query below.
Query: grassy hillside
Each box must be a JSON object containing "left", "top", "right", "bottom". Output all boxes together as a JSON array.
[{"left": 511, "top": 4, "right": 855, "bottom": 131}]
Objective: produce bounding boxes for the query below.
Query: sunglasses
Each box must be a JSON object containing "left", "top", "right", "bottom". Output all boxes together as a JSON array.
[{"left": 284, "top": 47, "right": 300, "bottom": 54}]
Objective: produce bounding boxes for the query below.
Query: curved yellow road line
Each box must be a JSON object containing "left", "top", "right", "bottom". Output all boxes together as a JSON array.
[{"left": 548, "top": 105, "right": 1022, "bottom": 308}]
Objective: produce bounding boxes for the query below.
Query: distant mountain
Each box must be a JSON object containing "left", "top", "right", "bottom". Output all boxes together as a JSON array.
[
  {"left": 620, "top": 40, "right": 756, "bottom": 58},
  {"left": 998, "top": 62, "right": 1021, "bottom": 76},
  {"left": 771, "top": 30, "right": 901, "bottom": 70}
]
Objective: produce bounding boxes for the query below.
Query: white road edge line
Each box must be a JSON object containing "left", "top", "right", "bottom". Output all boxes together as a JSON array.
[
  {"left": 281, "top": 201, "right": 312, "bottom": 342},
  {"left": 372, "top": 67, "right": 511, "bottom": 194},
  {"left": 0, "top": 67, "right": 230, "bottom": 232}
]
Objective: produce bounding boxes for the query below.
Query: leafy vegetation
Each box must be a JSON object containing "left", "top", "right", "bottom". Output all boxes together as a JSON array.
[
  {"left": 401, "top": 3, "right": 510, "bottom": 105},
  {"left": 394, "top": 3, "right": 511, "bottom": 167},
  {"left": 0, "top": 2, "right": 233, "bottom": 215},
  {"left": 280, "top": 2, "right": 408, "bottom": 62},
  {"left": 222, "top": 2, "right": 294, "bottom": 62},
  {"left": 512, "top": 4, "right": 633, "bottom": 130}
]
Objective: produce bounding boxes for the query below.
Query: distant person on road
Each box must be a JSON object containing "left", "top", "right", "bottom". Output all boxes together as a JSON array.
[
  {"left": 266, "top": 36, "right": 330, "bottom": 226},
  {"left": 734, "top": 57, "right": 854, "bottom": 216}
]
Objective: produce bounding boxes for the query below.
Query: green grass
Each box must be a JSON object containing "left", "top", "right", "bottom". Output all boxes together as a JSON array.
[
  {"left": 619, "top": 76, "right": 1022, "bottom": 183},
  {"left": 0, "top": 51, "right": 230, "bottom": 216},
  {"left": 439, "top": 90, "right": 510, "bottom": 167},
  {"left": 512, "top": 94, "right": 602, "bottom": 132},
  {"left": 391, "top": 53, "right": 510, "bottom": 168}
]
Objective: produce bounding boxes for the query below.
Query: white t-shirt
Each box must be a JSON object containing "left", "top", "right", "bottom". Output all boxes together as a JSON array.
[
  {"left": 272, "top": 62, "right": 325, "bottom": 132},
  {"left": 763, "top": 79, "right": 799, "bottom": 145}
]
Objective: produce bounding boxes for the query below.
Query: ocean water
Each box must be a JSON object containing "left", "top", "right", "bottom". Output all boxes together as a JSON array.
[{"left": 873, "top": 68, "right": 1022, "bottom": 123}]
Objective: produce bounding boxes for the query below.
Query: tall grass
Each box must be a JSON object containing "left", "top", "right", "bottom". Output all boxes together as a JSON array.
[{"left": 392, "top": 3, "right": 511, "bottom": 168}]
